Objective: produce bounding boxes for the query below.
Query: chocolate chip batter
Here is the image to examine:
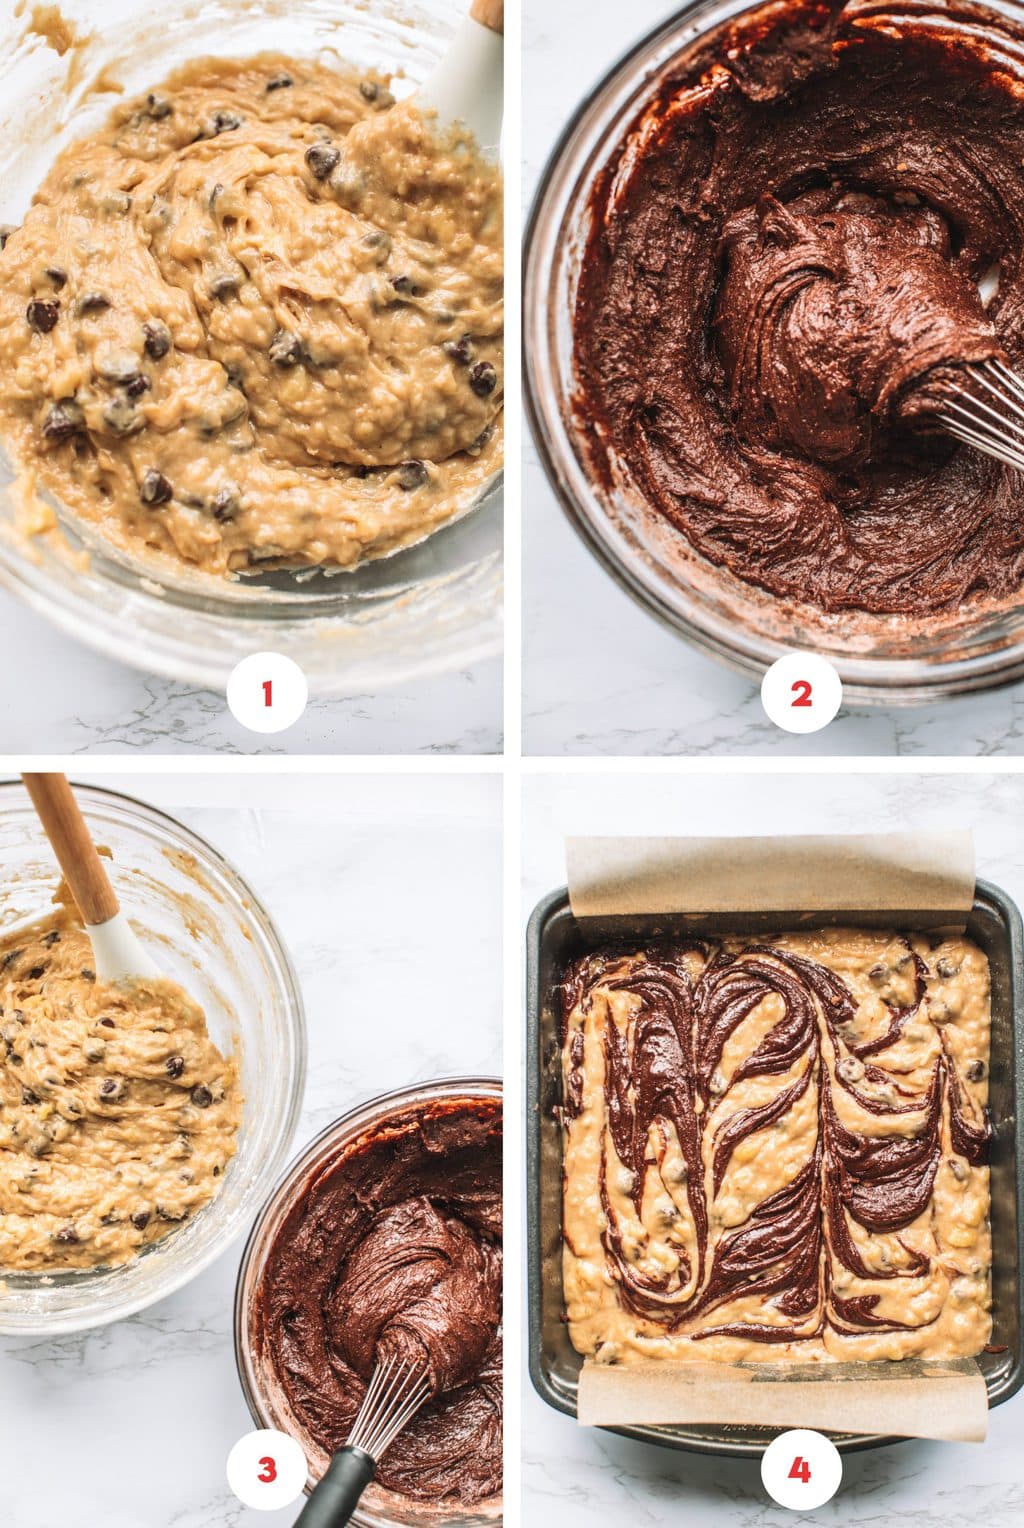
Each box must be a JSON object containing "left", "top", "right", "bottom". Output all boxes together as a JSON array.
[
  {"left": 253, "top": 1095, "right": 502, "bottom": 1509},
  {"left": 561, "top": 931, "right": 992, "bottom": 1364},
  {"left": 0, "top": 54, "right": 503, "bottom": 574},
  {"left": 0, "top": 910, "right": 240, "bottom": 1271},
  {"left": 574, "top": 0, "right": 1024, "bottom": 616}
]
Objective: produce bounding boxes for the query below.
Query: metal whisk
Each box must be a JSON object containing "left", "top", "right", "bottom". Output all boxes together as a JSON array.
[
  {"left": 937, "top": 357, "right": 1024, "bottom": 472},
  {"left": 294, "top": 1358, "right": 431, "bottom": 1527}
]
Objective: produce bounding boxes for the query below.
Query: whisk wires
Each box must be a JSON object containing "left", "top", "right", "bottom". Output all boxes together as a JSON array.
[
  {"left": 345, "top": 1356, "right": 432, "bottom": 1461},
  {"left": 938, "top": 357, "right": 1024, "bottom": 472}
]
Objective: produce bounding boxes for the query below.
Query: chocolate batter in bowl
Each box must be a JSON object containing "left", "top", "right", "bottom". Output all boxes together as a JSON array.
[
  {"left": 0, "top": 782, "right": 306, "bottom": 1335},
  {"left": 524, "top": 0, "right": 1024, "bottom": 700},
  {"left": 235, "top": 1079, "right": 503, "bottom": 1527},
  {"left": 0, "top": 0, "right": 502, "bottom": 694}
]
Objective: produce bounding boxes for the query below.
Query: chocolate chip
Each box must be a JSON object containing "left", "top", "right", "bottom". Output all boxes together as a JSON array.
[
  {"left": 124, "top": 374, "right": 150, "bottom": 399},
  {"left": 0, "top": 225, "right": 15, "bottom": 250},
  {"left": 45, "top": 267, "right": 67, "bottom": 290},
  {"left": 157, "top": 1204, "right": 189, "bottom": 1223},
  {"left": 937, "top": 957, "right": 961, "bottom": 979},
  {"left": 390, "top": 274, "right": 415, "bottom": 297},
  {"left": 0, "top": 949, "right": 23, "bottom": 970},
  {"left": 268, "top": 329, "right": 302, "bottom": 367},
  {"left": 27, "top": 299, "right": 59, "bottom": 333},
  {"left": 140, "top": 469, "right": 173, "bottom": 506},
  {"left": 211, "top": 487, "right": 239, "bottom": 522},
  {"left": 305, "top": 141, "right": 340, "bottom": 180},
  {"left": 26, "top": 966, "right": 46, "bottom": 981},
  {"left": 837, "top": 1056, "right": 866, "bottom": 1083},
  {"left": 359, "top": 80, "right": 379, "bottom": 101},
  {"left": 443, "top": 335, "right": 474, "bottom": 365},
  {"left": 213, "top": 110, "right": 243, "bottom": 134},
  {"left": 54, "top": 1226, "right": 79, "bottom": 1245},
  {"left": 469, "top": 360, "right": 497, "bottom": 397},
  {"left": 42, "top": 400, "right": 84, "bottom": 444},
  {"left": 83, "top": 1040, "right": 105, "bottom": 1062},
  {"left": 142, "top": 320, "right": 171, "bottom": 360},
  {"left": 130, "top": 1210, "right": 151, "bottom": 1230},
  {"left": 98, "top": 1077, "right": 125, "bottom": 1100},
  {"left": 868, "top": 963, "right": 889, "bottom": 984},
  {"left": 74, "top": 291, "right": 108, "bottom": 316},
  {"left": 41, "top": 931, "right": 61, "bottom": 947},
  {"left": 396, "top": 459, "right": 427, "bottom": 490},
  {"left": 165, "top": 1054, "right": 185, "bottom": 1079},
  {"left": 966, "top": 1060, "right": 986, "bottom": 1082},
  {"left": 21, "top": 1087, "right": 39, "bottom": 1105},
  {"left": 190, "top": 1083, "right": 213, "bottom": 1108},
  {"left": 208, "top": 270, "right": 242, "bottom": 300},
  {"left": 949, "top": 1156, "right": 970, "bottom": 1183},
  {"left": 266, "top": 72, "right": 292, "bottom": 91},
  {"left": 467, "top": 423, "right": 494, "bottom": 455},
  {"left": 101, "top": 397, "right": 141, "bottom": 436},
  {"left": 144, "top": 93, "right": 172, "bottom": 120}
]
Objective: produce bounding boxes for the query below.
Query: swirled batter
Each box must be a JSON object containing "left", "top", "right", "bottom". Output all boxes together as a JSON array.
[
  {"left": 253, "top": 1095, "right": 502, "bottom": 1509},
  {"left": 574, "top": 0, "right": 1024, "bottom": 616},
  {"left": 0, "top": 910, "right": 240, "bottom": 1271},
  {"left": 0, "top": 54, "right": 503, "bottom": 574},
  {"left": 561, "top": 930, "right": 992, "bottom": 1364}
]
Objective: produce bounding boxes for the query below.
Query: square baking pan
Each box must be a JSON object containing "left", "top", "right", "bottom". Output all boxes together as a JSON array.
[{"left": 526, "top": 878, "right": 1024, "bottom": 1456}]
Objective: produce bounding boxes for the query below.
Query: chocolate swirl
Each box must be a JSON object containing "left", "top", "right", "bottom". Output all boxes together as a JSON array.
[{"left": 562, "top": 940, "right": 990, "bottom": 1346}]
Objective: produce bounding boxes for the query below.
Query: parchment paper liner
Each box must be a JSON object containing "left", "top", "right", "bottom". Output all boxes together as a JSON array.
[{"left": 566, "top": 830, "right": 989, "bottom": 1443}]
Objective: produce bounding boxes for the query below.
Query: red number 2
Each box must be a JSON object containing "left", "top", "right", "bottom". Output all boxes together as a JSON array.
[
  {"left": 262, "top": 680, "right": 273, "bottom": 708},
  {"left": 791, "top": 680, "right": 813, "bottom": 708},
  {"left": 788, "top": 1456, "right": 811, "bottom": 1484},
  {"left": 258, "top": 1456, "right": 277, "bottom": 1484}
]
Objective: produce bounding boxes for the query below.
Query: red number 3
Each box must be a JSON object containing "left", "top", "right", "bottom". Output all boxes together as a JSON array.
[
  {"left": 791, "top": 680, "right": 813, "bottom": 708},
  {"left": 258, "top": 1456, "right": 277, "bottom": 1484},
  {"left": 788, "top": 1455, "right": 811, "bottom": 1483}
]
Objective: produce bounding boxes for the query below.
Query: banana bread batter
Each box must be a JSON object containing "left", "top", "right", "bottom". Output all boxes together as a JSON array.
[
  {"left": 0, "top": 54, "right": 503, "bottom": 575},
  {"left": 574, "top": 0, "right": 1024, "bottom": 617},
  {"left": 561, "top": 930, "right": 992, "bottom": 1364},
  {"left": 253, "top": 1094, "right": 502, "bottom": 1509},
  {"left": 0, "top": 910, "right": 240, "bottom": 1271}
]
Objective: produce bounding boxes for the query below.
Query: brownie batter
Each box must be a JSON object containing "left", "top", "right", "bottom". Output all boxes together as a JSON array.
[
  {"left": 561, "top": 931, "right": 992, "bottom": 1363},
  {"left": 574, "top": 0, "right": 1024, "bottom": 616},
  {"left": 254, "top": 1095, "right": 502, "bottom": 1509},
  {"left": 0, "top": 54, "right": 503, "bottom": 575},
  {"left": 0, "top": 910, "right": 240, "bottom": 1271}
]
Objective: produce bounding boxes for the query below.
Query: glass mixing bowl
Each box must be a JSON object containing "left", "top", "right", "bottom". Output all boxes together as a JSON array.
[
  {"left": 234, "top": 1077, "right": 503, "bottom": 1528},
  {"left": 524, "top": 0, "right": 1024, "bottom": 703},
  {"left": 0, "top": 0, "right": 502, "bottom": 695},
  {"left": 0, "top": 781, "right": 307, "bottom": 1334}
]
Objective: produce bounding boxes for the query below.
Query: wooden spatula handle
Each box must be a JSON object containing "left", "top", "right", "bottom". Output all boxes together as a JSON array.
[
  {"left": 470, "top": 0, "right": 503, "bottom": 33},
  {"left": 22, "top": 774, "right": 120, "bottom": 926}
]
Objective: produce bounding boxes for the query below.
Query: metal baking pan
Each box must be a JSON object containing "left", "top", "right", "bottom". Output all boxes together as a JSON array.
[{"left": 526, "top": 879, "right": 1024, "bottom": 1456}]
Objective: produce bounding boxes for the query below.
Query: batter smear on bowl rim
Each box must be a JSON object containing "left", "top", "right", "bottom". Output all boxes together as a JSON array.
[
  {"left": 573, "top": 0, "right": 1024, "bottom": 618},
  {"left": 560, "top": 930, "right": 992, "bottom": 1363},
  {"left": 0, "top": 54, "right": 503, "bottom": 575}
]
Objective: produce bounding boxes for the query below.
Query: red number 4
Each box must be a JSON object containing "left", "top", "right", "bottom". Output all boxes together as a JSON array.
[
  {"left": 262, "top": 680, "right": 273, "bottom": 708},
  {"left": 791, "top": 680, "right": 813, "bottom": 708},
  {"left": 258, "top": 1456, "right": 277, "bottom": 1484},
  {"left": 789, "top": 1456, "right": 811, "bottom": 1484}
]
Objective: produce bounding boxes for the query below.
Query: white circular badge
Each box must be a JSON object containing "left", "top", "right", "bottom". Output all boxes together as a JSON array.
[
  {"left": 226, "top": 1429, "right": 308, "bottom": 1511},
  {"left": 761, "top": 653, "right": 843, "bottom": 734},
  {"left": 761, "top": 1428, "right": 843, "bottom": 1510},
  {"left": 227, "top": 652, "right": 308, "bottom": 734}
]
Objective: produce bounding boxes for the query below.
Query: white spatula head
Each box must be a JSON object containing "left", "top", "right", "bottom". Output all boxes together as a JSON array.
[
  {"left": 417, "top": 8, "right": 504, "bottom": 153},
  {"left": 87, "top": 911, "right": 161, "bottom": 987}
]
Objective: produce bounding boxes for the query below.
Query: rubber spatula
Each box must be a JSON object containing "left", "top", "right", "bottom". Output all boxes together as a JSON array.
[
  {"left": 22, "top": 773, "right": 160, "bottom": 985},
  {"left": 416, "top": 0, "right": 504, "bottom": 153}
]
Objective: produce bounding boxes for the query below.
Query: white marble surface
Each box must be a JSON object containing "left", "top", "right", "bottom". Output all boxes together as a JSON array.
[
  {"left": 522, "top": 768, "right": 1024, "bottom": 1523},
  {"left": 521, "top": 0, "right": 1024, "bottom": 758},
  {"left": 0, "top": 593, "right": 503, "bottom": 755},
  {"left": 1, "top": 771, "right": 502, "bottom": 1527}
]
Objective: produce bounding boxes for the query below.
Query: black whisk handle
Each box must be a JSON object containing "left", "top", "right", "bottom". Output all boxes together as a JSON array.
[{"left": 293, "top": 1447, "right": 376, "bottom": 1527}]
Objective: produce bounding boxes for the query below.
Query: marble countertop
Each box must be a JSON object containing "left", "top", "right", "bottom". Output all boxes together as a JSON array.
[
  {"left": 0, "top": 593, "right": 502, "bottom": 755},
  {"left": 522, "top": 768, "right": 1024, "bottom": 1523},
  {"left": 522, "top": 0, "right": 1024, "bottom": 758},
  {"left": 2, "top": 771, "right": 502, "bottom": 1527}
]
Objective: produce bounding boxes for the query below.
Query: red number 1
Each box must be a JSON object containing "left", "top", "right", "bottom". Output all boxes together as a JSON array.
[
  {"left": 791, "top": 680, "right": 813, "bottom": 708},
  {"left": 258, "top": 1456, "right": 277, "bottom": 1484},
  {"left": 788, "top": 1456, "right": 811, "bottom": 1483},
  {"left": 262, "top": 680, "right": 273, "bottom": 708}
]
